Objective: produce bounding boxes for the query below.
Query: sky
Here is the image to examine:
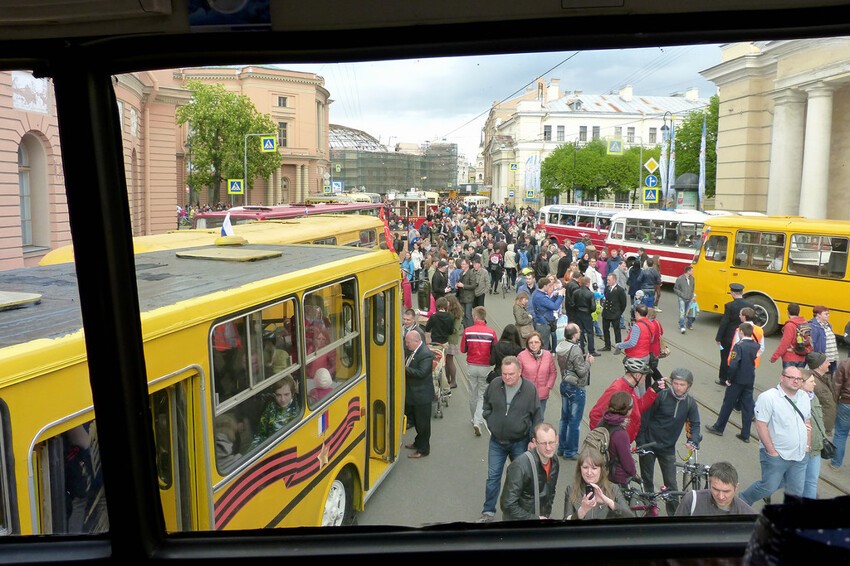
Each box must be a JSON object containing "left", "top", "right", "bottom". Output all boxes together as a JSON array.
[{"left": 283, "top": 44, "right": 722, "bottom": 163}]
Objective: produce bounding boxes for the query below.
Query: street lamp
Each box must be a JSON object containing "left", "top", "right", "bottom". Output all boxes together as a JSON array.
[{"left": 660, "top": 112, "right": 672, "bottom": 209}]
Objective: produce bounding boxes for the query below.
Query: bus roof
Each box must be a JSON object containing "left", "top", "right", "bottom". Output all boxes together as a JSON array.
[
  {"left": 40, "top": 215, "right": 387, "bottom": 265},
  {"left": 3, "top": 244, "right": 387, "bottom": 350},
  {"left": 609, "top": 209, "right": 744, "bottom": 223},
  {"left": 702, "top": 215, "right": 850, "bottom": 232}
]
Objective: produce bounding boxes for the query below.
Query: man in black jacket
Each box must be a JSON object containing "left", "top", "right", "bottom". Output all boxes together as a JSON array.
[
  {"left": 572, "top": 276, "right": 598, "bottom": 356},
  {"left": 404, "top": 331, "right": 435, "bottom": 459},
  {"left": 431, "top": 259, "right": 449, "bottom": 302},
  {"left": 500, "top": 422, "right": 560, "bottom": 520},
  {"left": 600, "top": 273, "right": 627, "bottom": 352},
  {"left": 714, "top": 283, "right": 754, "bottom": 385}
]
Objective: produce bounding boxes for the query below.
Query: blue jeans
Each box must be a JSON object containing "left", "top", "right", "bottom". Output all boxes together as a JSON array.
[
  {"left": 782, "top": 360, "right": 806, "bottom": 369},
  {"left": 803, "top": 451, "right": 821, "bottom": 498},
  {"left": 830, "top": 402, "right": 850, "bottom": 468},
  {"left": 482, "top": 437, "right": 527, "bottom": 515},
  {"left": 740, "top": 448, "right": 808, "bottom": 505},
  {"left": 677, "top": 297, "right": 694, "bottom": 329},
  {"left": 641, "top": 289, "right": 655, "bottom": 308},
  {"left": 559, "top": 382, "right": 586, "bottom": 458}
]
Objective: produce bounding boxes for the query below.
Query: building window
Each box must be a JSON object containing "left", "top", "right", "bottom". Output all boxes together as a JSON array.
[
  {"left": 557, "top": 125, "right": 565, "bottom": 142},
  {"left": 130, "top": 107, "right": 138, "bottom": 137},
  {"left": 278, "top": 122, "right": 288, "bottom": 148},
  {"left": 579, "top": 126, "right": 587, "bottom": 142},
  {"left": 649, "top": 127, "right": 657, "bottom": 144},
  {"left": 543, "top": 125, "right": 552, "bottom": 141},
  {"left": 627, "top": 127, "right": 635, "bottom": 143},
  {"left": 614, "top": 126, "right": 622, "bottom": 139},
  {"left": 278, "top": 96, "right": 288, "bottom": 107},
  {"left": 18, "top": 145, "right": 32, "bottom": 246},
  {"left": 592, "top": 126, "right": 600, "bottom": 140},
  {"left": 117, "top": 100, "right": 124, "bottom": 131}
]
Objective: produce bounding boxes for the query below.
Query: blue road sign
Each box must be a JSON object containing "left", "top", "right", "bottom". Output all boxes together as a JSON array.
[
  {"left": 227, "top": 179, "right": 244, "bottom": 195},
  {"left": 261, "top": 136, "right": 276, "bottom": 152},
  {"left": 645, "top": 174, "right": 658, "bottom": 187},
  {"left": 643, "top": 188, "right": 659, "bottom": 203}
]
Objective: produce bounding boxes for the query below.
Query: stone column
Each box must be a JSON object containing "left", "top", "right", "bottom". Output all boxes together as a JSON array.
[
  {"left": 295, "top": 164, "right": 303, "bottom": 203},
  {"left": 798, "top": 83, "right": 834, "bottom": 219},
  {"left": 766, "top": 90, "right": 806, "bottom": 216}
]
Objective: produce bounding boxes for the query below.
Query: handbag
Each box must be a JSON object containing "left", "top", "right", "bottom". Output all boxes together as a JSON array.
[
  {"left": 519, "top": 324, "right": 534, "bottom": 339},
  {"left": 486, "top": 368, "right": 498, "bottom": 383},
  {"left": 784, "top": 395, "right": 831, "bottom": 459}
]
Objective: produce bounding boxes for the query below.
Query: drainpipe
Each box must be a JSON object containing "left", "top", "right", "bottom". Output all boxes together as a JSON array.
[{"left": 144, "top": 71, "right": 160, "bottom": 234}]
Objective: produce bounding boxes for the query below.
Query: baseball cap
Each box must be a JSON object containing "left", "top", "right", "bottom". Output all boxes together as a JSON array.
[
  {"left": 521, "top": 267, "right": 533, "bottom": 275},
  {"left": 437, "top": 260, "right": 448, "bottom": 268}
]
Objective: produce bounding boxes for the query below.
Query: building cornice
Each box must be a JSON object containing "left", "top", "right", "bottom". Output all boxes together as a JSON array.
[{"left": 700, "top": 51, "right": 777, "bottom": 87}]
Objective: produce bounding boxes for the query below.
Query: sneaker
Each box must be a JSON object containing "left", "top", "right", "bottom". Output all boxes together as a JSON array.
[
  {"left": 473, "top": 424, "right": 482, "bottom": 437},
  {"left": 477, "top": 513, "right": 495, "bottom": 523},
  {"left": 680, "top": 327, "right": 686, "bottom": 334},
  {"left": 735, "top": 433, "right": 750, "bottom": 443},
  {"left": 655, "top": 307, "right": 663, "bottom": 313},
  {"left": 442, "top": 389, "right": 452, "bottom": 397},
  {"left": 705, "top": 425, "right": 723, "bottom": 436},
  {"left": 599, "top": 346, "right": 612, "bottom": 351},
  {"left": 829, "top": 463, "right": 841, "bottom": 471}
]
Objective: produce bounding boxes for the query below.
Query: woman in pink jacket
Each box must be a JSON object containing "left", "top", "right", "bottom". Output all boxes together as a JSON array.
[{"left": 517, "top": 331, "right": 558, "bottom": 418}]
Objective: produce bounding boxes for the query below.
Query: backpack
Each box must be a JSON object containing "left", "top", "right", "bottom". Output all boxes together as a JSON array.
[
  {"left": 791, "top": 320, "right": 813, "bottom": 355},
  {"left": 581, "top": 425, "right": 616, "bottom": 474},
  {"left": 518, "top": 249, "right": 529, "bottom": 269}
]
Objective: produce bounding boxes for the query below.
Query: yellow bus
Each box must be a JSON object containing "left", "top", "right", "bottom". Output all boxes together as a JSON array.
[
  {"left": 1, "top": 240, "right": 405, "bottom": 534},
  {"left": 693, "top": 215, "right": 850, "bottom": 335},
  {"left": 39, "top": 214, "right": 388, "bottom": 265},
  {"left": 423, "top": 191, "right": 440, "bottom": 207}
]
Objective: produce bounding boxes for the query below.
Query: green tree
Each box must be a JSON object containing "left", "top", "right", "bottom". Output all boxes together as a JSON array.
[
  {"left": 177, "top": 81, "right": 282, "bottom": 204},
  {"left": 670, "top": 94, "right": 719, "bottom": 198}
]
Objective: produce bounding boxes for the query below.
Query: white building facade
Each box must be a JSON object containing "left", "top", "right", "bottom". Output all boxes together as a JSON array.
[{"left": 482, "top": 79, "right": 710, "bottom": 207}]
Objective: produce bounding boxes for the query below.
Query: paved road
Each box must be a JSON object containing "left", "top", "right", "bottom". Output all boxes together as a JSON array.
[{"left": 359, "top": 285, "right": 848, "bottom": 526}]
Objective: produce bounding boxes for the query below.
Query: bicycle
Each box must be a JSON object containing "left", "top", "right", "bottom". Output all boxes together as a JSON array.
[
  {"left": 621, "top": 477, "right": 687, "bottom": 517},
  {"left": 676, "top": 447, "right": 711, "bottom": 492}
]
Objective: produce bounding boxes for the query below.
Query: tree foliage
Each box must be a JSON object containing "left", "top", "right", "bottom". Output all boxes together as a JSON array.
[
  {"left": 540, "top": 94, "right": 719, "bottom": 203},
  {"left": 177, "top": 81, "right": 282, "bottom": 204}
]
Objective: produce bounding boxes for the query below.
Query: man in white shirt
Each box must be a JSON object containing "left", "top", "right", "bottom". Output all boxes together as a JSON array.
[{"left": 739, "top": 365, "right": 811, "bottom": 505}]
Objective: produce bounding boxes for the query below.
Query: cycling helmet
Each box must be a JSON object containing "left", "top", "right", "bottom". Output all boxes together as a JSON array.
[
  {"left": 623, "top": 357, "right": 651, "bottom": 375},
  {"left": 669, "top": 368, "right": 694, "bottom": 386}
]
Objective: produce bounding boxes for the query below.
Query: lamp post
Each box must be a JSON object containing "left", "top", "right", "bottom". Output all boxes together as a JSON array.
[
  {"left": 659, "top": 112, "right": 672, "bottom": 210},
  {"left": 572, "top": 136, "right": 580, "bottom": 203},
  {"left": 244, "top": 132, "right": 275, "bottom": 206}
]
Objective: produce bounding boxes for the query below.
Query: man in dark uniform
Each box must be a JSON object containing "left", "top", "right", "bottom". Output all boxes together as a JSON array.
[
  {"left": 404, "top": 331, "right": 435, "bottom": 458},
  {"left": 714, "top": 283, "right": 754, "bottom": 385}
]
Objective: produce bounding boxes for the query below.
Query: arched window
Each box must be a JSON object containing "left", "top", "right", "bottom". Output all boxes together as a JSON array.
[{"left": 18, "top": 144, "right": 32, "bottom": 246}]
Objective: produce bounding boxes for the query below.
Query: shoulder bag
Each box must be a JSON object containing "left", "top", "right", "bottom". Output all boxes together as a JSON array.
[
  {"left": 784, "top": 395, "right": 834, "bottom": 459},
  {"left": 524, "top": 450, "right": 541, "bottom": 518}
]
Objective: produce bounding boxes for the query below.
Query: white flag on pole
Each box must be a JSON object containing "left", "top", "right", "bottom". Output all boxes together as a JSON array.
[
  {"left": 221, "top": 211, "right": 235, "bottom": 237},
  {"left": 698, "top": 116, "right": 707, "bottom": 211}
]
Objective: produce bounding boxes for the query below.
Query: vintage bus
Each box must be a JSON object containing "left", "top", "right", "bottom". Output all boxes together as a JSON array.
[
  {"left": 342, "top": 192, "right": 383, "bottom": 204},
  {"left": 40, "top": 215, "right": 389, "bottom": 266},
  {"left": 2, "top": 241, "right": 405, "bottom": 533},
  {"left": 192, "top": 202, "right": 385, "bottom": 229},
  {"left": 388, "top": 193, "right": 432, "bottom": 229},
  {"left": 537, "top": 202, "right": 638, "bottom": 248},
  {"left": 603, "top": 209, "right": 764, "bottom": 283},
  {"left": 693, "top": 215, "right": 850, "bottom": 335},
  {"left": 462, "top": 194, "right": 490, "bottom": 209}
]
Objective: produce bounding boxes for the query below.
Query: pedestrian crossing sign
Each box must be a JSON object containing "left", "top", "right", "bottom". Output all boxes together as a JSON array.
[
  {"left": 227, "top": 179, "right": 244, "bottom": 195},
  {"left": 260, "top": 136, "right": 276, "bottom": 152},
  {"left": 643, "top": 187, "right": 659, "bottom": 203},
  {"left": 607, "top": 139, "right": 624, "bottom": 155}
]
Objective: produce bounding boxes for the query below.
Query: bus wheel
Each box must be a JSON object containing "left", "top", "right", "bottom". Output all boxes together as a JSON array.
[
  {"left": 748, "top": 295, "right": 779, "bottom": 336},
  {"left": 322, "top": 469, "right": 355, "bottom": 526}
]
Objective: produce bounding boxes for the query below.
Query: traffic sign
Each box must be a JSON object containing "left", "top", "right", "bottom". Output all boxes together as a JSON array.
[
  {"left": 607, "top": 139, "right": 623, "bottom": 155},
  {"left": 526, "top": 190, "right": 534, "bottom": 199},
  {"left": 643, "top": 187, "right": 659, "bottom": 203},
  {"left": 227, "top": 179, "right": 244, "bottom": 195},
  {"left": 510, "top": 163, "right": 518, "bottom": 171},
  {"left": 508, "top": 190, "right": 515, "bottom": 197},
  {"left": 645, "top": 174, "right": 658, "bottom": 188},
  {"left": 644, "top": 157, "right": 659, "bottom": 173},
  {"left": 260, "top": 136, "right": 276, "bottom": 152},
  {"left": 335, "top": 163, "right": 341, "bottom": 173},
  {"left": 323, "top": 185, "right": 331, "bottom": 194},
  {"left": 332, "top": 181, "right": 343, "bottom": 192}
]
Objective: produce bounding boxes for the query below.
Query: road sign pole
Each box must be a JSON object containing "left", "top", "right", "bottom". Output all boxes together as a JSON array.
[{"left": 244, "top": 132, "right": 276, "bottom": 206}]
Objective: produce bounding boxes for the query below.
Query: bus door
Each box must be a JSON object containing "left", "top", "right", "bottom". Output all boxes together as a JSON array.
[
  {"left": 362, "top": 285, "right": 400, "bottom": 490},
  {"left": 150, "top": 378, "right": 197, "bottom": 532}
]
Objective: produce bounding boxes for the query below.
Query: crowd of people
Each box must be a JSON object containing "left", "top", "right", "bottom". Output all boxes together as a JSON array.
[{"left": 396, "top": 197, "right": 849, "bottom": 522}]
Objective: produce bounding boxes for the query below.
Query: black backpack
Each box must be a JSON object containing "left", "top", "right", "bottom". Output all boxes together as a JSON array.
[{"left": 791, "top": 320, "right": 813, "bottom": 355}]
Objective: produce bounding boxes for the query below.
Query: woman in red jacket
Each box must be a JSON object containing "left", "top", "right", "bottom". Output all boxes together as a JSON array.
[{"left": 517, "top": 331, "right": 558, "bottom": 419}]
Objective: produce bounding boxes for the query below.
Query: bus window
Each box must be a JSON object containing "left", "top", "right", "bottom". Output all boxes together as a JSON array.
[
  {"left": 610, "top": 220, "right": 625, "bottom": 241},
  {"left": 734, "top": 231, "right": 786, "bottom": 270},
  {"left": 789, "top": 234, "right": 848, "bottom": 278},
  {"left": 703, "top": 234, "right": 728, "bottom": 262},
  {"left": 39, "top": 421, "right": 109, "bottom": 535},
  {"left": 211, "top": 318, "right": 248, "bottom": 403},
  {"left": 576, "top": 213, "right": 594, "bottom": 227},
  {"left": 359, "top": 229, "right": 377, "bottom": 247},
  {"left": 677, "top": 223, "right": 701, "bottom": 248},
  {"left": 304, "top": 279, "right": 360, "bottom": 409}
]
